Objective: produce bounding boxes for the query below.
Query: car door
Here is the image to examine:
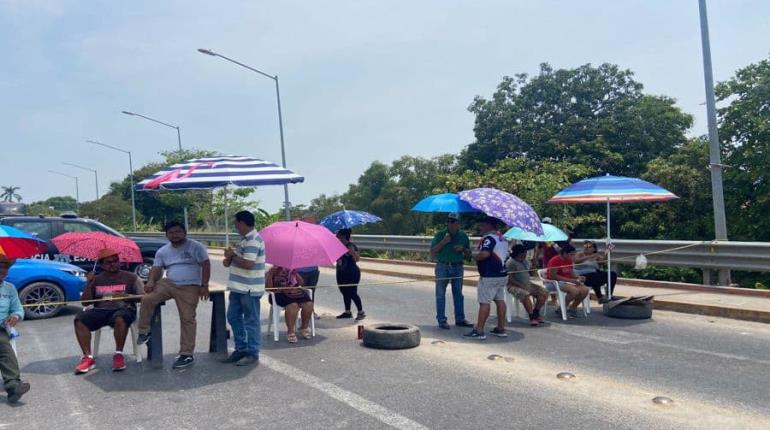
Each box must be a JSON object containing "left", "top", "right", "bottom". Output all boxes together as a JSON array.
[{"left": 3, "top": 220, "right": 59, "bottom": 261}]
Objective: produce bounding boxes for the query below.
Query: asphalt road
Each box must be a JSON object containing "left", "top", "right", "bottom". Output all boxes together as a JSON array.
[{"left": 4, "top": 256, "right": 770, "bottom": 429}]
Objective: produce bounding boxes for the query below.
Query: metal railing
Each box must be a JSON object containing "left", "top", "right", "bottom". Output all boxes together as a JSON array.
[{"left": 127, "top": 232, "right": 770, "bottom": 276}]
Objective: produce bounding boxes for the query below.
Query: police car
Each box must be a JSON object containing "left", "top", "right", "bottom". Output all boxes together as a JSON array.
[{"left": 0, "top": 213, "right": 166, "bottom": 279}]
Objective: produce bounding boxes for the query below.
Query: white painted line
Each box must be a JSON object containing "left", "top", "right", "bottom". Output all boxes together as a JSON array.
[{"left": 261, "top": 355, "right": 429, "bottom": 430}]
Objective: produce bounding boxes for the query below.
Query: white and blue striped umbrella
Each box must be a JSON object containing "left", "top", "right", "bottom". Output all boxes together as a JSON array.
[
  {"left": 320, "top": 210, "right": 382, "bottom": 233},
  {"left": 135, "top": 155, "right": 304, "bottom": 190}
]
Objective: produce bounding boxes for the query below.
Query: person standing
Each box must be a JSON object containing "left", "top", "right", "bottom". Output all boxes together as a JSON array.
[
  {"left": 221, "top": 211, "right": 264, "bottom": 366},
  {"left": 73, "top": 249, "right": 144, "bottom": 374},
  {"left": 0, "top": 255, "right": 30, "bottom": 404},
  {"left": 430, "top": 213, "right": 473, "bottom": 329},
  {"left": 465, "top": 217, "right": 509, "bottom": 340},
  {"left": 137, "top": 221, "right": 211, "bottom": 369},
  {"left": 335, "top": 228, "right": 365, "bottom": 321}
]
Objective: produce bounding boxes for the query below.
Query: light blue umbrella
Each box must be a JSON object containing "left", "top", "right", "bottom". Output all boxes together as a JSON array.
[
  {"left": 504, "top": 223, "right": 568, "bottom": 242},
  {"left": 320, "top": 210, "right": 382, "bottom": 233},
  {"left": 411, "top": 193, "right": 481, "bottom": 213}
]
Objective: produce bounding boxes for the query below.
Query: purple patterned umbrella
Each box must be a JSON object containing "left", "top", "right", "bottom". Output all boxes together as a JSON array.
[{"left": 458, "top": 188, "right": 544, "bottom": 235}]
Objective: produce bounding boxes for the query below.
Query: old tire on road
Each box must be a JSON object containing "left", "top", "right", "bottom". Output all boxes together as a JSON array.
[
  {"left": 362, "top": 323, "right": 421, "bottom": 350},
  {"left": 603, "top": 301, "right": 653, "bottom": 319}
]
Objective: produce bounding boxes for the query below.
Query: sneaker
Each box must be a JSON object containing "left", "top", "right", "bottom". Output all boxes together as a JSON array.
[
  {"left": 455, "top": 320, "right": 474, "bottom": 328},
  {"left": 490, "top": 327, "right": 508, "bottom": 337},
  {"left": 7, "top": 381, "right": 30, "bottom": 404},
  {"left": 438, "top": 321, "right": 451, "bottom": 330},
  {"left": 529, "top": 317, "right": 539, "bottom": 326},
  {"left": 235, "top": 355, "right": 259, "bottom": 366},
  {"left": 220, "top": 351, "right": 247, "bottom": 364},
  {"left": 74, "top": 355, "right": 96, "bottom": 374},
  {"left": 536, "top": 315, "right": 546, "bottom": 324},
  {"left": 355, "top": 311, "right": 366, "bottom": 321},
  {"left": 136, "top": 332, "right": 151, "bottom": 345},
  {"left": 567, "top": 309, "right": 579, "bottom": 319},
  {"left": 463, "top": 329, "right": 486, "bottom": 340},
  {"left": 172, "top": 355, "right": 195, "bottom": 369},
  {"left": 112, "top": 353, "right": 126, "bottom": 372},
  {"left": 598, "top": 297, "right": 610, "bottom": 304},
  {"left": 336, "top": 311, "right": 353, "bottom": 319}
]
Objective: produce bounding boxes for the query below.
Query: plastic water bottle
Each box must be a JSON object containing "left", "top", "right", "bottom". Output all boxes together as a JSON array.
[{"left": 1, "top": 321, "right": 19, "bottom": 340}]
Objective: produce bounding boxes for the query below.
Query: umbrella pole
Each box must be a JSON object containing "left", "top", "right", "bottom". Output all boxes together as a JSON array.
[
  {"left": 606, "top": 199, "right": 612, "bottom": 300},
  {"left": 224, "top": 186, "right": 229, "bottom": 248}
]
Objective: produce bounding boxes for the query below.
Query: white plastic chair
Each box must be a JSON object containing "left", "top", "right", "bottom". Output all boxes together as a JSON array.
[
  {"left": 537, "top": 269, "right": 590, "bottom": 321},
  {"left": 93, "top": 317, "right": 142, "bottom": 363},
  {"left": 266, "top": 290, "right": 316, "bottom": 342}
]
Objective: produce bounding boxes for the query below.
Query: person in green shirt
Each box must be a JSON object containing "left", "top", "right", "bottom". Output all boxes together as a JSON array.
[{"left": 430, "top": 213, "right": 474, "bottom": 329}]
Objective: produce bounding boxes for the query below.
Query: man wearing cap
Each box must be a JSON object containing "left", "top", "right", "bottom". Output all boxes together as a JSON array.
[
  {"left": 465, "top": 217, "right": 509, "bottom": 340},
  {"left": 73, "top": 249, "right": 144, "bottom": 374},
  {"left": 430, "top": 213, "right": 473, "bottom": 329},
  {"left": 0, "top": 255, "right": 30, "bottom": 403}
]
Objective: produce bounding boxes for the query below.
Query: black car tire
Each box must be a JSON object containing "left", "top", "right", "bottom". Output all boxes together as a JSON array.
[
  {"left": 362, "top": 323, "right": 421, "bottom": 350},
  {"left": 133, "top": 257, "right": 154, "bottom": 280},
  {"left": 19, "top": 282, "right": 66, "bottom": 320},
  {"left": 603, "top": 301, "right": 653, "bottom": 319}
]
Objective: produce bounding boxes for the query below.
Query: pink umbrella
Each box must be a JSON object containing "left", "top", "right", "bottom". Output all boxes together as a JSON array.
[{"left": 259, "top": 221, "right": 348, "bottom": 269}]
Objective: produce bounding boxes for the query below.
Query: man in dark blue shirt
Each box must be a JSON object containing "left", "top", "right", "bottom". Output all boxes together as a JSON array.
[{"left": 465, "top": 217, "right": 509, "bottom": 340}]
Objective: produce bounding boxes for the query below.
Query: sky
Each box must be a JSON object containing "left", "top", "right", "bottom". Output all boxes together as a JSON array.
[{"left": 1, "top": 0, "right": 769, "bottom": 212}]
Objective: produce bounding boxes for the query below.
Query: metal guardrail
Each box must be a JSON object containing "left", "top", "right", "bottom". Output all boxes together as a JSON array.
[{"left": 128, "top": 232, "right": 770, "bottom": 274}]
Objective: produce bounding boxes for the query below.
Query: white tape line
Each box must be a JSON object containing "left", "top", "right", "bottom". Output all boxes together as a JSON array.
[{"left": 261, "top": 355, "right": 429, "bottom": 430}]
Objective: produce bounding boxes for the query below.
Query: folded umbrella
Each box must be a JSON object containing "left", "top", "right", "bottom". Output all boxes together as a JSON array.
[
  {"left": 0, "top": 225, "right": 48, "bottom": 259},
  {"left": 260, "top": 221, "right": 348, "bottom": 269},
  {"left": 51, "top": 232, "right": 143, "bottom": 264},
  {"left": 319, "top": 210, "right": 382, "bottom": 233}
]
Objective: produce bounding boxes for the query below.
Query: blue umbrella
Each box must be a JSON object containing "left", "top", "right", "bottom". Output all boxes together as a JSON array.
[
  {"left": 411, "top": 193, "right": 481, "bottom": 213},
  {"left": 504, "top": 223, "right": 568, "bottom": 243},
  {"left": 320, "top": 210, "right": 383, "bottom": 233}
]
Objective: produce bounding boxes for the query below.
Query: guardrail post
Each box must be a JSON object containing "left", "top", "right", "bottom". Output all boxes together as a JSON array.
[{"left": 702, "top": 268, "right": 712, "bottom": 286}]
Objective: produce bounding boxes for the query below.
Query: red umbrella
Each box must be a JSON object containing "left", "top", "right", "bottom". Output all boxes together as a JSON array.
[{"left": 52, "top": 232, "right": 143, "bottom": 263}]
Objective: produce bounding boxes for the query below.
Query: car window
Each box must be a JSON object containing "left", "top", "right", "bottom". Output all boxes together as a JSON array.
[
  {"left": 63, "top": 222, "right": 101, "bottom": 233},
  {"left": 7, "top": 221, "right": 54, "bottom": 241}
]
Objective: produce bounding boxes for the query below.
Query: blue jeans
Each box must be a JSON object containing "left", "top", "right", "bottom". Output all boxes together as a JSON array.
[
  {"left": 435, "top": 263, "right": 465, "bottom": 324},
  {"left": 227, "top": 292, "right": 262, "bottom": 356}
]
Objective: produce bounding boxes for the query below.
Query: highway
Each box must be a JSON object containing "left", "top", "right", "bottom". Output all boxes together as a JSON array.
[{"left": 3, "top": 255, "right": 769, "bottom": 429}]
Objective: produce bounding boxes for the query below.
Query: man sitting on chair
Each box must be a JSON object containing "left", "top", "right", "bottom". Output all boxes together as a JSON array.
[
  {"left": 506, "top": 244, "right": 548, "bottom": 326},
  {"left": 74, "top": 248, "right": 144, "bottom": 374}
]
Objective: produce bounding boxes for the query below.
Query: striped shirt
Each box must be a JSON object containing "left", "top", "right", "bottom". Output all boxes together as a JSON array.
[{"left": 227, "top": 229, "right": 266, "bottom": 295}]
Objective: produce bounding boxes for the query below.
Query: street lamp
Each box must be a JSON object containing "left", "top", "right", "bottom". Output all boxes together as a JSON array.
[
  {"left": 63, "top": 162, "right": 99, "bottom": 200},
  {"left": 197, "top": 48, "right": 291, "bottom": 220},
  {"left": 48, "top": 170, "right": 79, "bottom": 208},
  {"left": 88, "top": 140, "right": 137, "bottom": 231},
  {"left": 122, "top": 110, "right": 182, "bottom": 151}
]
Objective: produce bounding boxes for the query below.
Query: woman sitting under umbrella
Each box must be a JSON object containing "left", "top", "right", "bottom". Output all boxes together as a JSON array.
[
  {"left": 574, "top": 240, "right": 617, "bottom": 303},
  {"left": 266, "top": 266, "right": 313, "bottom": 344}
]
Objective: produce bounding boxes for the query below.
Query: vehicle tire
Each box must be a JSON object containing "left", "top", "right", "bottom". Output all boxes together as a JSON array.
[
  {"left": 133, "top": 257, "right": 154, "bottom": 280},
  {"left": 19, "top": 282, "right": 66, "bottom": 320},
  {"left": 603, "top": 301, "right": 653, "bottom": 319},
  {"left": 362, "top": 323, "right": 421, "bottom": 350}
]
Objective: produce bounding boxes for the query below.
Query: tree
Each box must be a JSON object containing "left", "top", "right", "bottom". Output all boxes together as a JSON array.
[
  {"left": 79, "top": 195, "right": 134, "bottom": 229},
  {"left": 1, "top": 186, "right": 22, "bottom": 202},
  {"left": 716, "top": 55, "right": 770, "bottom": 241},
  {"left": 462, "top": 63, "right": 692, "bottom": 177}
]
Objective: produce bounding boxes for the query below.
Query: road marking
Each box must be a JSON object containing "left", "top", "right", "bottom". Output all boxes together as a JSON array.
[{"left": 261, "top": 355, "right": 430, "bottom": 430}]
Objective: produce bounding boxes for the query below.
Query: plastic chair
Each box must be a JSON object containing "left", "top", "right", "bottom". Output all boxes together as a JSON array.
[
  {"left": 93, "top": 317, "right": 142, "bottom": 363},
  {"left": 537, "top": 269, "right": 590, "bottom": 321},
  {"left": 266, "top": 290, "right": 316, "bottom": 342}
]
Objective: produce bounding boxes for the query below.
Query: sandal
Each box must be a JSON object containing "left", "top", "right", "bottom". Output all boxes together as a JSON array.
[
  {"left": 287, "top": 333, "right": 298, "bottom": 343},
  {"left": 300, "top": 328, "right": 311, "bottom": 339}
]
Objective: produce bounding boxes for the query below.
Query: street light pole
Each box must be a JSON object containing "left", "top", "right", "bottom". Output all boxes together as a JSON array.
[
  {"left": 198, "top": 48, "right": 292, "bottom": 220},
  {"left": 122, "top": 110, "right": 183, "bottom": 152},
  {"left": 48, "top": 170, "right": 80, "bottom": 208},
  {"left": 698, "top": 0, "right": 730, "bottom": 285},
  {"left": 63, "top": 162, "right": 99, "bottom": 200},
  {"left": 88, "top": 140, "right": 137, "bottom": 231}
]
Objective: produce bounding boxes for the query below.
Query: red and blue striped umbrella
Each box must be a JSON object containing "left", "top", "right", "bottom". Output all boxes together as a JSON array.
[
  {"left": 549, "top": 175, "right": 677, "bottom": 300},
  {"left": 0, "top": 225, "right": 48, "bottom": 259},
  {"left": 548, "top": 175, "right": 677, "bottom": 203}
]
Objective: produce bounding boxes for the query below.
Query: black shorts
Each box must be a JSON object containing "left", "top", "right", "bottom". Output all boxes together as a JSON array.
[
  {"left": 270, "top": 292, "right": 312, "bottom": 308},
  {"left": 75, "top": 307, "right": 136, "bottom": 331}
]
